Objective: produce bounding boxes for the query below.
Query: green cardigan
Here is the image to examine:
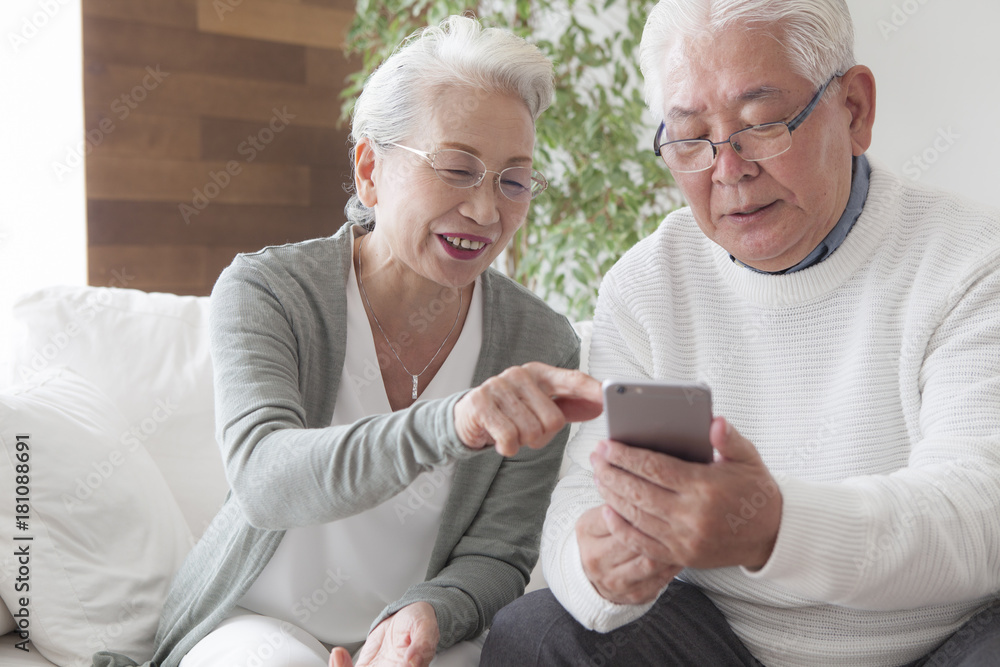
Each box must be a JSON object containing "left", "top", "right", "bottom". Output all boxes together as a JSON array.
[{"left": 93, "top": 223, "right": 579, "bottom": 667}]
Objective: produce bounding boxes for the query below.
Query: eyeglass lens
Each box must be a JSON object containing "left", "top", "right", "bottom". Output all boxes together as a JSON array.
[
  {"left": 432, "top": 149, "right": 541, "bottom": 202},
  {"left": 660, "top": 124, "right": 792, "bottom": 172}
]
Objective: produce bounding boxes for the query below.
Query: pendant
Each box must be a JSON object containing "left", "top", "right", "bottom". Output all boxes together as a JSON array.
[{"left": 411, "top": 375, "right": 419, "bottom": 400}]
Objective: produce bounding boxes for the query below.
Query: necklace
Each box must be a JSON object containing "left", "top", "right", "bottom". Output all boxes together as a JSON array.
[{"left": 357, "top": 234, "right": 464, "bottom": 400}]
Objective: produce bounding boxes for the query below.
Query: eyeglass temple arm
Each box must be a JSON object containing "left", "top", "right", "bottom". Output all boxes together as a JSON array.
[
  {"left": 653, "top": 122, "right": 666, "bottom": 156},
  {"left": 786, "top": 73, "right": 842, "bottom": 133},
  {"left": 387, "top": 142, "right": 432, "bottom": 161}
]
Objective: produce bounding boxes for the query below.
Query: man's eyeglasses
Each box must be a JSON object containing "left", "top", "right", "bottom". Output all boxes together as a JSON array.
[
  {"left": 653, "top": 75, "right": 840, "bottom": 173},
  {"left": 388, "top": 143, "right": 548, "bottom": 203}
]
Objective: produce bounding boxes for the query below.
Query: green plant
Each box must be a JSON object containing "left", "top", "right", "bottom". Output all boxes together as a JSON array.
[{"left": 341, "top": 0, "right": 680, "bottom": 321}]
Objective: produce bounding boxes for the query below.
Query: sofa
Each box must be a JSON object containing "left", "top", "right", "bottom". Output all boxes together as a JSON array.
[{"left": 0, "top": 284, "right": 588, "bottom": 667}]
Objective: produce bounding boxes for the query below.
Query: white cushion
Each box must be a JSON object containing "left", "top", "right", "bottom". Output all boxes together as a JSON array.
[
  {"left": 9, "top": 286, "right": 228, "bottom": 538},
  {"left": 0, "top": 367, "right": 192, "bottom": 664}
]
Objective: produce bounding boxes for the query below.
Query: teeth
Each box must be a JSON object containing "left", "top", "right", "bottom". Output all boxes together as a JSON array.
[{"left": 444, "top": 236, "right": 486, "bottom": 251}]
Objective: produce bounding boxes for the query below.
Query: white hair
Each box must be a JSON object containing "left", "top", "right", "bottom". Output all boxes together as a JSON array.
[
  {"left": 639, "top": 0, "right": 857, "bottom": 114},
  {"left": 345, "top": 15, "right": 555, "bottom": 226}
]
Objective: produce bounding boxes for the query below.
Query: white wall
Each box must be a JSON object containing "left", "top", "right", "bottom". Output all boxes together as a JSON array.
[
  {"left": 846, "top": 0, "right": 1000, "bottom": 207},
  {"left": 0, "top": 0, "right": 86, "bottom": 377}
]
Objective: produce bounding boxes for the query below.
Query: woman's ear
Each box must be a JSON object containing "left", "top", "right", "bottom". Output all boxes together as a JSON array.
[
  {"left": 840, "top": 65, "right": 877, "bottom": 156},
  {"left": 354, "top": 138, "right": 378, "bottom": 207}
]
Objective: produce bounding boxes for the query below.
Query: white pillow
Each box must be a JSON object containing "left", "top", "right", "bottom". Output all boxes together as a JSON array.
[
  {"left": 9, "top": 286, "right": 228, "bottom": 538},
  {"left": 0, "top": 367, "right": 192, "bottom": 665}
]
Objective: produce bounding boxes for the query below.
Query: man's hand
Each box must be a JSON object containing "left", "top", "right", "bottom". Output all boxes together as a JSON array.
[
  {"left": 329, "top": 602, "right": 438, "bottom": 667},
  {"left": 576, "top": 506, "right": 681, "bottom": 605},
  {"left": 589, "top": 416, "right": 782, "bottom": 573},
  {"left": 454, "top": 362, "right": 603, "bottom": 457}
]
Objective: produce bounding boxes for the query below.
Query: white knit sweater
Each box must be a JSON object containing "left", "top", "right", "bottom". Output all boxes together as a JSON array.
[{"left": 542, "top": 161, "right": 1000, "bottom": 666}]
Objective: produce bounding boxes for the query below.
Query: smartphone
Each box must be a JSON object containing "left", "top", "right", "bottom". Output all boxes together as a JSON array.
[{"left": 602, "top": 379, "right": 714, "bottom": 463}]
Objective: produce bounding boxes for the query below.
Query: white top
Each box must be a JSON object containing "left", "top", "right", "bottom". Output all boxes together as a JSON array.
[
  {"left": 542, "top": 160, "right": 1000, "bottom": 667},
  {"left": 240, "top": 242, "right": 483, "bottom": 645}
]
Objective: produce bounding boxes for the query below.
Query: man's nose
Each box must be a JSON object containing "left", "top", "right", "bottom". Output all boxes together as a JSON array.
[{"left": 711, "top": 141, "right": 758, "bottom": 185}]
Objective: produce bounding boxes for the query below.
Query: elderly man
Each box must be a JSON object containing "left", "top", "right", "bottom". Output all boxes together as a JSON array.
[{"left": 480, "top": 1, "right": 1000, "bottom": 666}]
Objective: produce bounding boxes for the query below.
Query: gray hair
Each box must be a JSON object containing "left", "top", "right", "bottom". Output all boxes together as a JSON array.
[
  {"left": 345, "top": 14, "right": 555, "bottom": 227},
  {"left": 639, "top": 0, "right": 856, "bottom": 114}
]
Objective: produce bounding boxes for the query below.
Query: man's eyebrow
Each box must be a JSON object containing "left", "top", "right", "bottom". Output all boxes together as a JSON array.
[
  {"left": 665, "top": 106, "right": 699, "bottom": 122},
  {"left": 664, "top": 85, "right": 788, "bottom": 121},
  {"left": 737, "top": 85, "right": 786, "bottom": 102}
]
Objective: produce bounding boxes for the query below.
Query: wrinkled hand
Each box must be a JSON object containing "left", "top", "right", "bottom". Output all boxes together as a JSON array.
[
  {"left": 329, "top": 602, "right": 438, "bottom": 667},
  {"left": 454, "top": 362, "right": 603, "bottom": 457},
  {"left": 577, "top": 505, "right": 681, "bottom": 605},
  {"left": 589, "top": 417, "right": 782, "bottom": 575}
]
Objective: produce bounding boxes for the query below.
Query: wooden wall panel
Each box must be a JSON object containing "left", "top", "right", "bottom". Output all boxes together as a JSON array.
[
  {"left": 83, "top": 0, "right": 359, "bottom": 296},
  {"left": 84, "top": 64, "right": 341, "bottom": 128},
  {"left": 195, "top": 0, "right": 352, "bottom": 49},
  {"left": 89, "top": 245, "right": 210, "bottom": 293},
  {"left": 87, "top": 156, "right": 311, "bottom": 205},
  {"left": 84, "top": 16, "right": 307, "bottom": 83},
  {"left": 305, "top": 46, "right": 357, "bottom": 87},
  {"left": 83, "top": 0, "right": 199, "bottom": 29},
  {"left": 87, "top": 200, "right": 341, "bottom": 246},
  {"left": 198, "top": 117, "right": 348, "bottom": 165}
]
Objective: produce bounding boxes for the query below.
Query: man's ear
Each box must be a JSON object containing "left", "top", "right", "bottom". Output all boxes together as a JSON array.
[
  {"left": 839, "top": 65, "right": 877, "bottom": 156},
  {"left": 354, "top": 138, "right": 378, "bottom": 207}
]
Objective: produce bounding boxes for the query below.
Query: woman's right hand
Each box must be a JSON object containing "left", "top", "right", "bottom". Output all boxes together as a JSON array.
[
  {"left": 329, "top": 602, "right": 438, "bottom": 667},
  {"left": 453, "top": 362, "right": 603, "bottom": 457}
]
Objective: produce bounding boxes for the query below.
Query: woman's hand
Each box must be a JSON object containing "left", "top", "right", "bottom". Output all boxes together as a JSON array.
[
  {"left": 329, "top": 602, "right": 438, "bottom": 667},
  {"left": 454, "top": 362, "right": 603, "bottom": 457}
]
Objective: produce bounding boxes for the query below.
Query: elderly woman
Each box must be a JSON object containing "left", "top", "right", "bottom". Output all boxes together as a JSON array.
[{"left": 93, "top": 14, "right": 601, "bottom": 667}]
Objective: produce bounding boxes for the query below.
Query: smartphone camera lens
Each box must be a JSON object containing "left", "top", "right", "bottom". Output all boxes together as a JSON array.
[{"left": 616, "top": 386, "right": 626, "bottom": 394}]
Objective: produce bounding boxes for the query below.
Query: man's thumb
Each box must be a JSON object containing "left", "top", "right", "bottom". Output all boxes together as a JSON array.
[{"left": 710, "top": 416, "right": 756, "bottom": 462}]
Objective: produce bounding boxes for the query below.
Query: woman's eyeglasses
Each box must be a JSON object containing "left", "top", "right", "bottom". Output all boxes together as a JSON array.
[{"left": 388, "top": 143, "right": 548, "bottom": 203}]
